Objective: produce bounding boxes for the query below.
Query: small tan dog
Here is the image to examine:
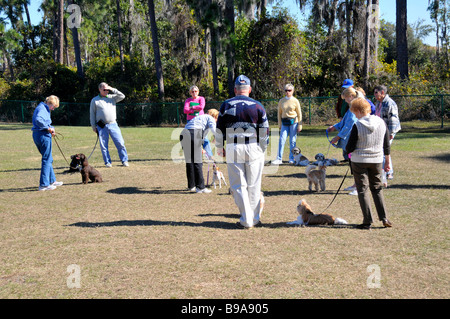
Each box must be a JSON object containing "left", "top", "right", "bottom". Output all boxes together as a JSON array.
[
  {"left": 212, "top": 163, "right": 227, "bottom": 189},
  {"left": 287, "top": 199, "right": 348, "bottom": 226},
  {"left": 305, "top": 162, "right": 326, "bottom": 192}
]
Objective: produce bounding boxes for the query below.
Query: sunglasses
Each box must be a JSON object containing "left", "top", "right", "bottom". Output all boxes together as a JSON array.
[{"left": 285, "top": 89, "right": 292, "bottom": 92}]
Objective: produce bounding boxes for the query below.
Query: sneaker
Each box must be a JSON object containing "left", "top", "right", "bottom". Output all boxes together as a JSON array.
[
  {"left": 387, "top": 174, "right": 394, "bottom": 180},
  {"left": 38, "top": 185, "right": 57, "bottom": 191},
  {"left": 196, "top": 188, "right": 212, "bottom": 193},
  {"left": 188, "top": 187, "right": 196, "bottom": 192},
  {"left": 105, "top": 163, "right": 112, "bottom": 168},
  {"left": 289, "top": 160, "right": 294, "bottom": 164},
  {"left": 271, "top": 159, "right": 282, "bottom": 165},
  {"left": 344, "top": 185, "right": 356, "bottom": 191},
  {"left": 122, "top": 161, "right": 129, "bottom": 167},
  {"left": 348, "top": 189, "right": 358, "bottom": 196},
  {"left": 51, "top": 181, "right": 63, "bottom": 187}
]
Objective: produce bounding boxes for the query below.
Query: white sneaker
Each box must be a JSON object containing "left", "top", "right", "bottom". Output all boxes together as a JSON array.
[
  {"left": 196, "top": 188, "right": 212, "bottom": 193},
  {"left": 122, "top": 161, "right": 129, "bottom": 167},
  {"left": 52, "top": 181, "right": 63, "bottom": 187},
  {"left": 271, "top": 159, "right": 282, "bottom": 165},
  {"left": 39, "top": 185, "right": 57, "bottom": 191},
  {"left": 105, "top": 163, "right": 112, "bottom": 168},
  {"left": 348, "top": 189, "right": 358, "bottom": 196},
  {"left": 188, "top": 187, "right": 196, "bottom": 192},
  {"left": 344, "top": 185, "right": 356, "bottom": 191}
]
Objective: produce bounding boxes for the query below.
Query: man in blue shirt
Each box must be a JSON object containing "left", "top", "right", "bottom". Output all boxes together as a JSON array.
[{"left": 216, "top": 75, "right": 269, "bottom": 229}]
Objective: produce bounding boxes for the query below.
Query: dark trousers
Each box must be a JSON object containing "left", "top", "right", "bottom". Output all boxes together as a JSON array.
[
  {"left": 180, "top": 128, "right": 205, "bottom": 190},
  {"left": 351, "top": 161, "right": 388, "bottom": 225}
]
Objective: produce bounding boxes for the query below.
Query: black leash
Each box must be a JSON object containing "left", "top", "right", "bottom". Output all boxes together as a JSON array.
[{"left": 321, "top": 164, "right": 350, "bottom": 214}]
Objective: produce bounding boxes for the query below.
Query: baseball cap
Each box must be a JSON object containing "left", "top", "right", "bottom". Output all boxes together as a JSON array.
[
  {"left": 342, "top": 79, "right": 354, "bottom": 88},
  {"left": 235, "top": 75, "right": 251, "bottom": 87}
]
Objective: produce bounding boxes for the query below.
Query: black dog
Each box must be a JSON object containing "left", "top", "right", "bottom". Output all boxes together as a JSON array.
[{"left": 70, "top": 153, "right": 103, "bottom": 184}]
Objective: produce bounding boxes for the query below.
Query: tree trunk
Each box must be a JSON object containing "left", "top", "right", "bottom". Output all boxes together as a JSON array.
[
  {"left": 396, "top": 0, "right": 408, "bottom": 79},
  {"left": 363, "top": 0, "right": 371, "bottom": 89},
  {"left": 371, "top": 0, "right": 379, "bottom": 69},
  {"left": 68, "top": 0, "right": 84, "bottom": 78},
  {"left": 116, "top": 0, "right": 125, "bottom": 73},
  {"left": 148, "top": 0, "right": 165, "bottom": 100},
  {"left": 57, "top": 0, "right": 65, "bottom": 64},
  {"left": 24, "top": 2, "right": 36, "bottom": 49},
  {"left": 225, "top": 0, "right": 235, "bottom": 97},
  {"left": 209, "top": 26, "right": 219, "bottom": 96}
]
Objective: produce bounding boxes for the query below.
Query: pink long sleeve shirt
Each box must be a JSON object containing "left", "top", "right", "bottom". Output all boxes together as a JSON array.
[{"left": 184, "top": 96, "right": 205, "bottom": 121}]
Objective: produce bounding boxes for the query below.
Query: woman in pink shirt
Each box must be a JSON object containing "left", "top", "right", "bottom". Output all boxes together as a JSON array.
[{"left": 184, "top": 85, "right": 205, "bottom": 122}]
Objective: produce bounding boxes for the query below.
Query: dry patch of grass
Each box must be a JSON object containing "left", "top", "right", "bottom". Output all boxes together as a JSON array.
[{"left": 0, "top": 122, "right": 448, "bottom": 299}]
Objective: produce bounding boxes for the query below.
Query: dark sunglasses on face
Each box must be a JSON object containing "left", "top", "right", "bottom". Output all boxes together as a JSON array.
[{"left": 285, "top": 90, "right": 292, "bottom": 92}]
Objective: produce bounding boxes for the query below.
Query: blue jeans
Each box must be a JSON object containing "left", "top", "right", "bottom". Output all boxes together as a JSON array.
[
  {"left": 383, "top": 132, "right": 396, "bottom": 176},
  {"left": 203, "top": 139, "right": 213, "bottom": 158},
  {"left": 277, "top": 123, "right": 298, "bottom": 162},
  {"left": 33, "top": 131, "right": 56, "bottom": 187},
  {"left": 97, "top": 122, "right": 128, "bottom": 165}
]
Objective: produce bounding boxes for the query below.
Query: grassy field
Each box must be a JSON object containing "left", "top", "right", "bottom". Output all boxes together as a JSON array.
[{"left": 0, "top": 121, "right": 448, "bottom": 299}]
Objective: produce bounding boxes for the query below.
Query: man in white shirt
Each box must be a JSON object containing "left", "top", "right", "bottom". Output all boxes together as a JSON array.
[{"left": 90, "top": 82, "right": 129, "bottom": 167}]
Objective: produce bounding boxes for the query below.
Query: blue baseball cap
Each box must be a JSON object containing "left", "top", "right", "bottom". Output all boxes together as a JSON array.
[
  {"left": 342, "top": 79, "right": 354, "bottom": 88},
  {"left": 235, "top": 75, "right": 251, "bottom": 87}
]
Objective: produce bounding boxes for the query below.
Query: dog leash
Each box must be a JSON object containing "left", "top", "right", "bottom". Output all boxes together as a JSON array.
[
  {"left": 53, "top": 132, "right": 99, "bottom": 166},
  {"left": 326, "top": 129, "right": 338, "bottom": 147},
  {"left": 320, "top": 164, "right": 350, "bottom": 214},
  {"left": 87, "top": 133, "right": 99, "bottom": 160},
  {"left": 325, "top": 129, "right": 338, "bottom": 159},
  {"left": 53, "top": 133, "right": 71, "bottom": 166}
]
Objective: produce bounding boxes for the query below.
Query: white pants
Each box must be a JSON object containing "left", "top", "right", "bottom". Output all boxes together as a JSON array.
[{"left": 226, "top": 143, "right": 265, "bottom": 227}]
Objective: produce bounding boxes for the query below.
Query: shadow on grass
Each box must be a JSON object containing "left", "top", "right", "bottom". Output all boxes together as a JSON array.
[
  {"left": 423, "top": 152, "right": 450, "bottom": 163},
  {"left": 0, "top": 182, "right": 83, "bottom": 193},
  {"left": 66, "top": 218, "right": 370, "bottom": 230},
  {"left": 107, "top": 186, "right": 185, "bottom": 195}
]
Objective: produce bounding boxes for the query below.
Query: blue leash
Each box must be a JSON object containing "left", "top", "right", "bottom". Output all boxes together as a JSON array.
[{"left": 326, "top": 129, "right": 338, "bottom": 148}]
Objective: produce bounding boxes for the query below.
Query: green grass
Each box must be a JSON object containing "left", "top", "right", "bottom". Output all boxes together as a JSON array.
[{"left": 0, "top": 121, "right": 449, "bottom": 299}]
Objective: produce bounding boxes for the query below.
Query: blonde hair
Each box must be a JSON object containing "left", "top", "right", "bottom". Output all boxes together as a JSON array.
[
  {"left": 45, "top": 95, "right": 60, "bottom": 108},
  {"left": 284, "top": 84, "right": 294, "bottom": 91},
  {"left": 350, "top": 97, "right": 371, "bottom": 115},
  {"left": 341, "top": 87, "right": 365, "bottom": 103},
  {"left": 356, "top": 87, "right": 366, "bottom": 96},
  {"left": 189, "top": 85, "right": 199, "bottom": 93},
  {"left": 207, "top": 108, "right": 219, "bottom": 120}
]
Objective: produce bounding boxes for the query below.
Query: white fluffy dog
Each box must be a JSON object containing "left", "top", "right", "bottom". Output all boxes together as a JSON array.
[{"left": 212, "top": 163, "right": 227, "bottom": 189}]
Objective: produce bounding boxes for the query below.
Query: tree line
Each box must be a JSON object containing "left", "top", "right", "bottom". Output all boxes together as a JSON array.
[{"left": 0, "top": 0, "right": 449, "bottom": 105}]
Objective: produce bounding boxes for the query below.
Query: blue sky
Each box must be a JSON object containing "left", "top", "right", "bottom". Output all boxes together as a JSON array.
[
  {"left": 276, "top": 0, "right": 436, "bottom": 46},
  {"left": 19, "top": 0, "right": 438, "bottom": 46}
]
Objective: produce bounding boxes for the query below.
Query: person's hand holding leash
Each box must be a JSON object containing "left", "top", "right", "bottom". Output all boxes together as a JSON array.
[
  {"left": 331, "top": 136, "right": 340, "bottom": 145},
  {"left": 48, "top": 127, "right": 56, "bottom": 137}
]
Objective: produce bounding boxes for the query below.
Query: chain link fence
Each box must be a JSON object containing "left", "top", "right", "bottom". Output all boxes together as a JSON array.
[{"left": 1, "top": 94, "right": 449, "bottom": 127}]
